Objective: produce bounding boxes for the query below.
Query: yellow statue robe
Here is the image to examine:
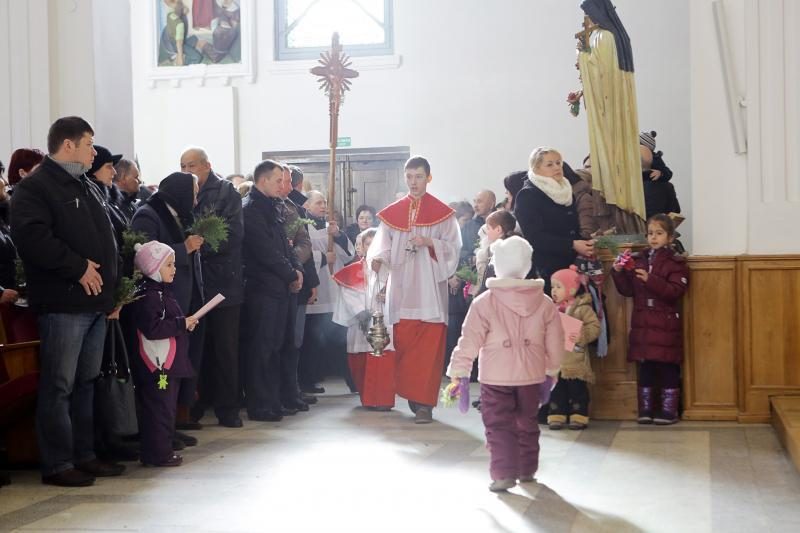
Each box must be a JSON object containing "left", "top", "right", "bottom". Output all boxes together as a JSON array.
[{"left": 578, "top": 28, "right": 646, "bottom": 223}]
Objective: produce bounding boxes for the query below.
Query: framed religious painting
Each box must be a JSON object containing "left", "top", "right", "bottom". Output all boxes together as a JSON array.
[{"left": 146, "top": 0, "right": 255, "bottom": 85}]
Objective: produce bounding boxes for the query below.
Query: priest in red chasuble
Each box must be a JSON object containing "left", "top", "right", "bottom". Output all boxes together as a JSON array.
[{"left": 366, "top": 156, "right": 462, "bottom": 423}]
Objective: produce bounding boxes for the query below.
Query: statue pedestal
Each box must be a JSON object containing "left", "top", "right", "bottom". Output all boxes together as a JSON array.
[{"left": 588, "top": 245, "right": 647, "bottom": 420}]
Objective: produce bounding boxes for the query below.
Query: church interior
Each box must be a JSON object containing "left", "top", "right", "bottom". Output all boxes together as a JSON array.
[{"left": 1, "top": 0, "right": 800, "bottom": 531}]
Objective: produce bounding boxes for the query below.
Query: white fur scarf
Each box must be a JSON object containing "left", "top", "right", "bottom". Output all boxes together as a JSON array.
[{"left": 528, "top": 171, "right": 573, "bottom": 206}]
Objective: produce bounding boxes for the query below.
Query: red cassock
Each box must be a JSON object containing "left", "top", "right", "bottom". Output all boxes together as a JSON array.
[
  {"left": 371, "top": 194, "right": 458, "bottom": 407},
  {"left": 333, "top": 260, "right": 396, "bottom": 408}
]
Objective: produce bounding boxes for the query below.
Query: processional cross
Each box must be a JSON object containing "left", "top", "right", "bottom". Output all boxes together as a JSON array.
[{"left": 310, "top": 33, "right": 359, "bottom": 273}]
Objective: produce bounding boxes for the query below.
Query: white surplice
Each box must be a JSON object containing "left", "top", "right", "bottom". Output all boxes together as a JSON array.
[
  {"left": 332, "top": 261, "right": 394, "bottom": 354},
  {"left": 306, "top": 223, "right": 355, "bottom": 315},
  {"left": 367, "top": 210, "right": 461, "bottom": 326}
]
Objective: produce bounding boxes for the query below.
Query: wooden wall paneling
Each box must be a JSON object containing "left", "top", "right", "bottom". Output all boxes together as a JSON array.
[
  {"left": 682, "top": 258, "right": 739, "bottom": 420},
  {"left": 589, "top": 255, "right": 639, "bottom": 420},
  {"left": 738, "top": 256, "right": 800, "bottom": 422}
]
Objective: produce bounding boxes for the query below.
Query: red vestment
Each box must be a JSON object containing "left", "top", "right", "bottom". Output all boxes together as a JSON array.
[{"left": 333, "top": 260, "right": 396, "bottom": 407}]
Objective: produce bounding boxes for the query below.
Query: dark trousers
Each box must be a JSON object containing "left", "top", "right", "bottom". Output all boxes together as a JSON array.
[
  {"left": 178, "top": 290, "right": 206, "bottom": 408},
  {"left": 548, "top": 377, "right": 590, "bottom": 417},
  {"left": 36, "top": 312, "right": 107, "bottom": 476},
  {"left": 480, "top": 383, "right": 542, "bottom": 481},
  {"left": 279, "top": 295, "right": 301, "bottom": 405},
  {"left": 299, "top": 312, "right": 346, "bottom": 386},
  {"left": 197, "top": 304, "right": 241, "bottom": 418},
  {"left": 638, "top": 361, "right": 681, "bottom": 389},
  {"left": 136, "top": 372, "right": 180, "bottom": 464},
  {"left": 242, "top": 293, "right": 287, "bottom": 413}
]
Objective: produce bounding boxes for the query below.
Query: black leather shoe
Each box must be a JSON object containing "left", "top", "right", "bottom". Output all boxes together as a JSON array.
[
  {"left": 174, "top": 431, "right": 198, "bottom": 447},
  {"left": 248, "top": 410, "right": 283, "bottom": 422},
  {"left": 172, "top": 438, "right": 186, "bottom": 451},
  {"left": 218, "top": 415, "right": 244, "bottom": 428},
  {"left": 142, "top": 453, "right": 183, "bottom": 467},
  {"left": 280, "top": 406, "right": 299, "bottom": 416},
  {"left": 284, "top": 400, "right": 310, "bottom": 412},
  {"left": 176, "top": 420, "right": 203, "bottom": 431},
  {"left": 189, "top": 404, "right": 206, "bottom": 423},
  {"left": 301, "top": 393, "right": 318, "bottom": 404},
  {"left": 42, "top": 468, "right": 95, "bottom": 487},
  {"left": 75, "top": 459, "right": 126, "bottom": 477},
  {"left": 300, "top": 384, "right": 325, "bottom": 394}
]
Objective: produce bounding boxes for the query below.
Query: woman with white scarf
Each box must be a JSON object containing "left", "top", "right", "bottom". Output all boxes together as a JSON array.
[{"left": 513, "top": 147, "right": 595, "bottom": 294}]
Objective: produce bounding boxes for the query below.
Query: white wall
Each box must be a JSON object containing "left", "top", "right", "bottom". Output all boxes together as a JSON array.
[
  {"left": 0, "top": 0, "right": 52, "bottom": 156},
  {"left": 0, "top": 0, "right": 132, "bottom": 163},
  {"left": 690, "top": 0, "right": 800, "bottom": 255},
  {"left": 130, "top": 0, "right": 692, "bottom": 246}
]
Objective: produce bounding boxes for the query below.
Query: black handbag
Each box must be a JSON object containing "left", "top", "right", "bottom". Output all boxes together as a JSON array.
[{"left": 95, "top": 319, "right": 139, "bottom": 436}]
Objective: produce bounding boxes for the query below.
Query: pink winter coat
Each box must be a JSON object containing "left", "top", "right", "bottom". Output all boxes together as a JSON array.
[{"left": 446, "top": 278, "right": 564, "bottom": 386}]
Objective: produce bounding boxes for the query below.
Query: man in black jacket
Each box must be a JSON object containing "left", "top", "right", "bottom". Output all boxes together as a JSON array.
[
  {"left": 240, "top": 160, "right": 303, "bottom": 421},
  {"left": 181, "top": 147, "right": 245, "bottom": 428},
  {"left": 10, "top": 116, "right": 125, "bottom": 487}
]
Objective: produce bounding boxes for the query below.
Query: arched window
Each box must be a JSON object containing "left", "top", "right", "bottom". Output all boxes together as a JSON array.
[{"left": 275, "top": 0, "right": 394, "bottom": 60}]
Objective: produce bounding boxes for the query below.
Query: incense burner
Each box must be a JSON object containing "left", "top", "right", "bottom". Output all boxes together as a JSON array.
[{"left": 366, "top": 311, "right": 390, "bottom": 356}]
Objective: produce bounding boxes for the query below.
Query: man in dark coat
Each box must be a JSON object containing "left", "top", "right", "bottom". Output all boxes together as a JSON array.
[
  {"left": 278, "top": 166, "right": 319, "bottom": 411},
  {"left": 180, "top": 147, "right": 244, "bottom": 428},
  {"left": 10, "top": 116, "right": 124, "bottom": 486},
  {"left": 240, "top": 159, "right": 303, "bottom": 421}
]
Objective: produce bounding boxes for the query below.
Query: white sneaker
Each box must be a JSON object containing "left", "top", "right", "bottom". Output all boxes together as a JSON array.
[{"left": 489, "top": 478, "right": 516, "bottom": 492}]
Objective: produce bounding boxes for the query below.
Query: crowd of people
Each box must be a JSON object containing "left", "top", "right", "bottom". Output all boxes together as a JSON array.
[{"left": 0, "top": 115, "right": 688, "bottom": 493}]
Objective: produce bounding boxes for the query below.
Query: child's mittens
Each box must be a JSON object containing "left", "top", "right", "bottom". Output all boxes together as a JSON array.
[
  {"left": 440, "top": 377, "right": 470, "bottom": 413},
  {"left": 539, "top": 375, "right": 557, "bottom": 406}
]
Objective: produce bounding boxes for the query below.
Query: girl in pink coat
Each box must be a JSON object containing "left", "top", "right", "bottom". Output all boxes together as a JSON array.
[{"left": 446, "top": 236, "right": 563, "bottom": 492}]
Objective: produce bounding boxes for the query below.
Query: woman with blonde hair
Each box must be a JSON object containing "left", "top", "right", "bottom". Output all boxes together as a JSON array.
[{"left": 513, "top": 147, "right": 595, "bottom": 294}]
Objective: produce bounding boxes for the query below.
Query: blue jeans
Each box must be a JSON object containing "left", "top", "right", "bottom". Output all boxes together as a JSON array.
[{"left": 36, "top": 312, "right": 107, "bottom": 476}]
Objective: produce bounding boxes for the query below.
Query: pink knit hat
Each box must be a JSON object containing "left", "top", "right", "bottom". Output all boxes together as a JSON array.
[
  {"left": 551, "top": 265, "right": 582, "bottom": 299},
  {"left": 134, "top": 241, "right": 174, "bottom": 281}
]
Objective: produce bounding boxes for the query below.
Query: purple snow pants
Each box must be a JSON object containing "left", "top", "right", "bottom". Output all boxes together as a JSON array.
[{"left": 480, "top": 382, "right": 542, "bottom": 481}]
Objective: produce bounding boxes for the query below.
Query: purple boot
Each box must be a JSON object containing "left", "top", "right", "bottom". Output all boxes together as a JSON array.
[
  {"left": 654, "top": 388, "right": 680, "bottom": 425},
  {"left": 637, "top": 387, "right": 654, "bottom": 424}
]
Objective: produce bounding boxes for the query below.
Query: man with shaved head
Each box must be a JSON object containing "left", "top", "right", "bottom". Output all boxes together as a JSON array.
[
  {"left": 180, "top": 147, "right": 244, "bottom": 429},
  {"left": 459, "top": 189, "right": 495, "bottom": 265}
]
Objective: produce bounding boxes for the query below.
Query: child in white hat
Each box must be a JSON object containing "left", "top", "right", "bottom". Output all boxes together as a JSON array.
[
  {"left": 130, "top": 241, "right": 198, "bottom": 467},
  {"left": 446, "top": 236, "right": 563, "bottom": 492}
]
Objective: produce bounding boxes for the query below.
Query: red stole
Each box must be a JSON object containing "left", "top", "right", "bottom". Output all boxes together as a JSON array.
[
  {"left": 332, "top": 260, "right": 367, "bottom": 291},
  {"left": 376, "top": 193, "right": 455, "bottom": 232}
]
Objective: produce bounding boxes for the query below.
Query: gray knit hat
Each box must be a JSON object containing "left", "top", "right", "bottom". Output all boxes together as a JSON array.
[{"left": 639, "top": 130, "right": 657, "bottom": 152}]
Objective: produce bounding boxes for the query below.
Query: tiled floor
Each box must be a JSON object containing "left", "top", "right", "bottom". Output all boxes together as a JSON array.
[{"left": 2, "top": 380, "right": 800, "bottom": 532}]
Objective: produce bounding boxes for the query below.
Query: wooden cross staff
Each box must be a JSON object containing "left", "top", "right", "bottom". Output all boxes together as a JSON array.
[
  {"left": 310, "top": 33, "right": 359, "bottom": 274},
  {"left": 575, "top": 15, "right": 599, "bottom": 53}
]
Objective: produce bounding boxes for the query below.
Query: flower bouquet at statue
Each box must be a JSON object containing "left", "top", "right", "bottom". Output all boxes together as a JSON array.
[{"left": 614, "top": 250, "right": 637, "bottom": 271}]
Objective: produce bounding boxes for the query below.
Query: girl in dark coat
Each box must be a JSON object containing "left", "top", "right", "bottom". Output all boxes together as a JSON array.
[
  {"left": 130, "top": 241, "right": 197, "bottom": 466},
  {"left": 129, "top": 172, "right": 205, "bottom": 434},
  {"left": 611, "top": 214, "right": 689, "bottom": 425}
]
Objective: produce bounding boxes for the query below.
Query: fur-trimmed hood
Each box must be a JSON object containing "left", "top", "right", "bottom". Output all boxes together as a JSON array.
[{"left": 485, "top": 277, "right": 548, "bottom": 317}]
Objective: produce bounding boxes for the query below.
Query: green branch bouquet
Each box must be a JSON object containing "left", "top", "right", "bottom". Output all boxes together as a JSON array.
[{"left": 191, "top": 211, "right": 229, "bottom": 252}]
